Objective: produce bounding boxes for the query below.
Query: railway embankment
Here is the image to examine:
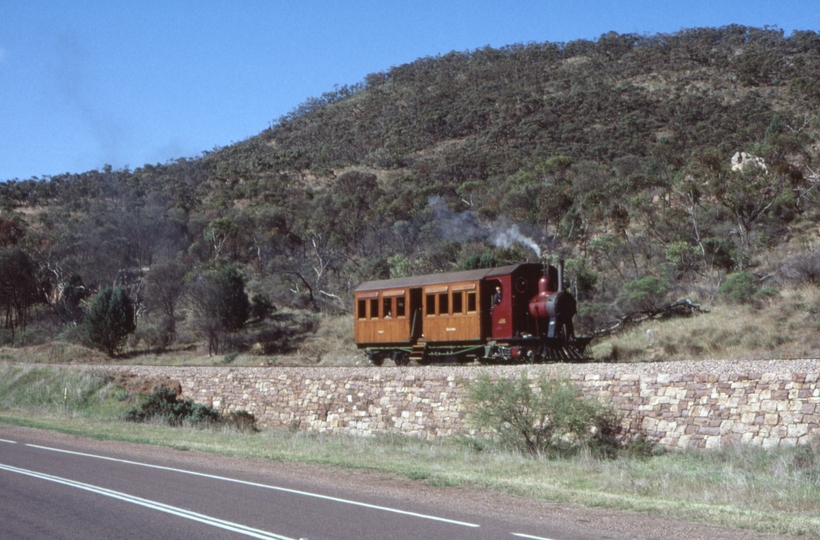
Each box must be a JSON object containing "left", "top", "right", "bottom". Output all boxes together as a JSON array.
[{"left": 63, "top": 358, "right": 820, "bottom": 450}]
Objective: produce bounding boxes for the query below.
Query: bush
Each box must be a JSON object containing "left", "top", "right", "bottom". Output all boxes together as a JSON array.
[
  {"left": 124, "top": 386, "right": 222, "bottom": 427},
  {"left": 250, "top": 292, "right": 275, "bottom": 321},
  {"left": 223, "top": 410, "right": 259, "bottom": 433},
  {"left": 124, "top": 386, "right": 259, "bottom": 431},
  {"left": 719, "top": 272, "right": 777, "bottom": 304},
  {"left": 83, "top": 286, "right": 137, "bottom": 356},
  {"left": 618, "top": 275, "right": 671, "bottom": 313},
  {"left": 465, "top": 373, "right": 624, "bottom": 457},
  {"left": 702, "top": 238, "right": 738, "bottom": 271},
  {"left": 781, "top": 252, "right": 820, "bottom": 286}
]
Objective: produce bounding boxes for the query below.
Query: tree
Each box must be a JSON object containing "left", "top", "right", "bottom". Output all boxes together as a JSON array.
[
  {"left": 203, "top": 217, "right": 239, "bottom": 260},
  {"left": 84, "top": 286, "right": 137, "bottom": 356},
  {"left": 56, "top": 274, "right": 89, "bottom": 326},
  {"left": 144, "top": 261, "right": 188, "bottom": 347},
  {"left": 693, "top": 151, "right": 792, "bottom": 263},
  {"left": 0, "top": 219, "right": 24, "bottom": 247},
  {"left": 0, "top": 248, "right": 40, "bottom": 339},
  {"left": 189, "top": 264, "right": 250, "bottom": 354}
]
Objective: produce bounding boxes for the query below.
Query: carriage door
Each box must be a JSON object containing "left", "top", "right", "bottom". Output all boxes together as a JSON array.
[
  {"left": 488, "top": 277, "right": 513, "bottom": 339},
  {"left": 409, "top": 288, "right": 423, "bottom": 341}
]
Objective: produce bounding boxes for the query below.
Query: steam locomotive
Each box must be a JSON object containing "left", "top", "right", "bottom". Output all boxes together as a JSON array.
[{"left": 353, "top": 262, "right": 591, "bottom": 365}]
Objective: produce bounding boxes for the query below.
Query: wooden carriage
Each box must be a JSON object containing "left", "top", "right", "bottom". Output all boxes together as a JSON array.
[{"left": 354, "top": 263, "right": 552, "bottom": 364}]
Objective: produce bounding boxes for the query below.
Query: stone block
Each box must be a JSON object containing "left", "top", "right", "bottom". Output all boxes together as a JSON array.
[
  {"left": 788, "top": 424, "right": 809, "bottom": 438},
  {"left": 762, "top": 437, "right": 781, "bottom": 449},
  {"left": 759, "top": 400, "right": 779, "bottom": 413}
]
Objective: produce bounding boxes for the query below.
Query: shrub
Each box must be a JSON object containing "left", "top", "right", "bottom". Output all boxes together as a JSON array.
[
  {"left": 223, "top": 410, "right": 259, "bottom": 433},
  {"left": 719, "top": 272, "right": 777, "bottom": 304},
  {"left": 702, "top": 238, "right": 738, "bottom": 271},
  {"left": 123, "top": 386, "right": 259, "bottom": 431},
  {"left": 465, "top": 373, "right": 623, "bottom": 457},
  {"left": 83, "top": 287, "right": 137, "bottom": 356},
  {"left": 123, "top": 386, "right": 222, "bottom": 427},
  {"left": 250, "top": 292, "right": 275, "bottom": 321},
  {"left": 781, "top": 252, "right": 820, "bottom": 286},
  {"left": 618, "top": 275, "right": 671, "bottom": 313}
]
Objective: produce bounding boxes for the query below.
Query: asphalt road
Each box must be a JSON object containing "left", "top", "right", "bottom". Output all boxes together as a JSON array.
[{"left": 0, "top": 429, "right": 598, "bottom": 540}]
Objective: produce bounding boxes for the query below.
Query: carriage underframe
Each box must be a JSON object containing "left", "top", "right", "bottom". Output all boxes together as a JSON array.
[{"left": 365, "top": 335, "right": 592, "bottom": 366}]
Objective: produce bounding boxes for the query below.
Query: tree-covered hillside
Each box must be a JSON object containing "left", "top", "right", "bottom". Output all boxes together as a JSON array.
[{"left": 1, "top": 25, "right": 819, "bottom": 358}]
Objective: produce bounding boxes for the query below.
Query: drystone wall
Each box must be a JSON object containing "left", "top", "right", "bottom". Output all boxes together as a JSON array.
[{"left": 96, "top": 358, "right": 820, "bottom": 450}]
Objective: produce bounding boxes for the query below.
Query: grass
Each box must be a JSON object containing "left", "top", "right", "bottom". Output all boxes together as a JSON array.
[
  {"left": 591, "top": 286, "right": 820, "bottom": 362},
  {"left": 0, "top": 312, "right": 362, "bottom": 368},
  {"left": 6, "top": 287, "right": 820, "bottom": 368},
  {"left": 1, "top": 363, "right": 820, "bottom": 537},
  {"left": 4, "top": 286, "right": 820, "bottom": 368}
]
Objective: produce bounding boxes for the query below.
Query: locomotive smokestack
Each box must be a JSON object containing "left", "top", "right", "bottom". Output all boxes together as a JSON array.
[{"left": 557, "top": 260, "right": 564, "bottom": 293}]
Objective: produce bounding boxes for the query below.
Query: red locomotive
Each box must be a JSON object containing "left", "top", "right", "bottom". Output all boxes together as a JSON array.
[{"left": 354, "top": 262, "right": 590, "bottom": 365}]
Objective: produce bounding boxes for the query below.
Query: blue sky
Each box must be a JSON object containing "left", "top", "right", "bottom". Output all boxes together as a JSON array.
[{"left": 1, "top": 1, "right": 819, "bottom": 181}]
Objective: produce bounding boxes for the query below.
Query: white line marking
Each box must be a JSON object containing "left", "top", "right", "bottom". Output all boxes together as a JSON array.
[
  {"left": 512, "top": 534, "right": 556, "bottom": 540},
  {"left": 0, "top": 462, "right": 294, "bottom": 540},
  {"left": 0, "top": 439, "right": 18, "bottom": 444},
  {"left": 26, "top": 443, "right": 480, "bottom": 528}
]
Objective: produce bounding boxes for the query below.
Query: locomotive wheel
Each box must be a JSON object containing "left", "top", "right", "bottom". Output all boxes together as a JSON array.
[{"left": 559, "top": 322, "right": 571, "bottom": 345}]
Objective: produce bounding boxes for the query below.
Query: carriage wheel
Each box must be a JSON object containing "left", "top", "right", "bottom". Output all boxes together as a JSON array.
[
  {"left": 393, "top": 352, "right": 410, "bottom": 366},
  {"left": 369, "top": 354, "right": 385, "bottom": 366}
]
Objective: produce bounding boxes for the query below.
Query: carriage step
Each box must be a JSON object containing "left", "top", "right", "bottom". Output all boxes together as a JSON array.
[{"left": 409, "top": 343, "right": 427, "bottom": 363}]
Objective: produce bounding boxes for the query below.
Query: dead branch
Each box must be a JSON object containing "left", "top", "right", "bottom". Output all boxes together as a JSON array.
[{"left": 593, "top": 299, "right": 708, "bottom": 337}]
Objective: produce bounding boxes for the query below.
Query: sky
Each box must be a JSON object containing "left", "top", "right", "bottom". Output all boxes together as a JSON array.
[{"left": 1, "top": 1, "right": 819, "bottom": 182}]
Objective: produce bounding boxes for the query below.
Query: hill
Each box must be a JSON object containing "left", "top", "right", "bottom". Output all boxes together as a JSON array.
[{"left": 1, "top": 25, "right": 819, "bottom": 362}]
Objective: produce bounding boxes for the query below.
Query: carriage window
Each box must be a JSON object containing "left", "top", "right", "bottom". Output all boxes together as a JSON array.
[
  {"left": 438, "top": 292, "right": 449, "bottom": 315},
  {"left": 452, "top": 291, "right": 463, "bottom": 314},
  {"left": 357, "top": 299, "right": 367, "bottom": 320},
  {"left": 370, "top": 298, "right": 379, "bottom": 319},
  {"left": 383, "top": 297, "right": 393, "bottom": 318},
  {"left": 396, "top": 297, "right": 406, "bottom": 317},
  {"left": 426, "top": 294, "right": 435, "bottom": 315},
  {"left": 467, "top": 291, "right": 477, "bottom": 312}
]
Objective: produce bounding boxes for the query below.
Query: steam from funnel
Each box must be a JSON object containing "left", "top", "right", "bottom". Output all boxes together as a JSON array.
[
  {"left": 429, "top": 196, "right": 542, "bottom": 258},
  {"left": 492, "top": 224, "right": 541, "bottom": 257}
]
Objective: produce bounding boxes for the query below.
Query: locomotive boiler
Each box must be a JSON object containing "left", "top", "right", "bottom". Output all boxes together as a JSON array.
[{"left": 353, "top": 262, "right": 591, "bottom": 365}]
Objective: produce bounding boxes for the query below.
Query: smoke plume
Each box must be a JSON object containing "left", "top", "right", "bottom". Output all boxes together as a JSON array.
[{"left": 429, "top": 196, "right": 541, "bottom": 258}]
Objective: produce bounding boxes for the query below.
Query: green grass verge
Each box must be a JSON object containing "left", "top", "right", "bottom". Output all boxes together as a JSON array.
[{"left": 1, "top": 364, "right": 820, "bottom": 536}]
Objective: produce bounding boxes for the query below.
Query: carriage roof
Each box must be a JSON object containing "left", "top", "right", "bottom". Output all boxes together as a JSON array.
[{"left": 354, "top": 263, "right": 541, "bottom": 293}]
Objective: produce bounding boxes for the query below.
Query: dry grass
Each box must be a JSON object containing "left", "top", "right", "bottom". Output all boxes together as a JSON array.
[
  {"left": 4, "top": 286, "right": 820, "bottom": 367},
  {"left": 0, "top": 341, "right": 107, "bottom": 364},
  {"left": 592, "top": 286, "right": 820, "bottom": 363}
]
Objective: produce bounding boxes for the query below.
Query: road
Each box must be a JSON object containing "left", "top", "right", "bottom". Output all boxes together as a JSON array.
[{"left": 0, "top": 425, "right": 798, "bottom": 540}]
